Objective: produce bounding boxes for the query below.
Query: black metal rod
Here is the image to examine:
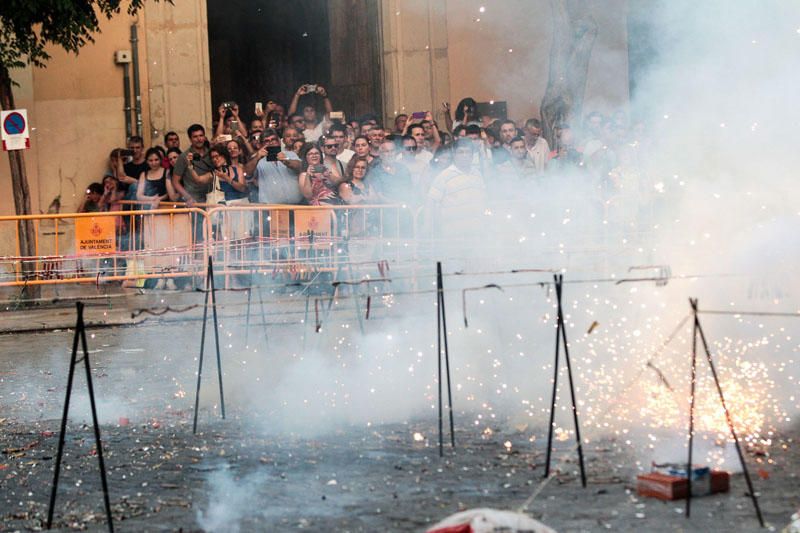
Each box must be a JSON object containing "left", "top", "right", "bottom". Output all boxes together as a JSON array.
[
  {"left": 437, "top": 262, "right": 444, "bottom": 457},
  {"left": 347, "top": 257, "right": 365, "bottom": 335},
  {"left": 302, "top": 294, "right": 310, "bottom": 352},
  {"left": 47, "top": 303, "right": 81, "bottom": 529},
  {"left": 208, "top": 256, "right": 226, "bottom": 419},
  {"left": 696, "top": 310, "right": 765, "bottom": 527},
  {"left": 544, "top": 274, "right": 561, "bottom": 478},
  {"left": 686, "top": 298, "right": 699, "bottom": 518},
  {"left": 192, "top": 275, "right": 211, "bottom": 434},
  {"left": 258, "top": 286, "right": 269, "bottom": 347},
  {"left": 557, "top": 275, "right": 587, "bottom": 487},
  {"left": 439, "top": 263, "right": 455, "bottom": 449},
  {"left": 78, "top": 307, "right": 114, "bottom": 532},
  {"left": 321, "top": 285, "right": 339, "bottom": 332},
  {"left": 244, "top": 286, "right": 252, "bottom": 349}
]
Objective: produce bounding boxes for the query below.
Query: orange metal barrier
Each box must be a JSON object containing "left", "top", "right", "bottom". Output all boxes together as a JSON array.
[
  {"left": 0, "top": 203, "right": 416, "bottom": 288},
  {"left": 0, "top": 208, "right": 209, "bottom": 287}
]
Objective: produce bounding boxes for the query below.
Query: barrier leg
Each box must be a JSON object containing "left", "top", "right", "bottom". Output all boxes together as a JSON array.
[
  {"left": 244, "top": 286, "right": 252, "bottom": 349},
  {"left": 257, "top": 285, "right": 269, "bottom": 347}
]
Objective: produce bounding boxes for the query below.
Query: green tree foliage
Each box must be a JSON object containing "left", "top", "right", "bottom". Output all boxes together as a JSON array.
[
  {"left": 0, "top": 0, "right": 164, "bottom": 73},
  {"left": 0, "top": 0, "right": 166, "bottom": 301}
]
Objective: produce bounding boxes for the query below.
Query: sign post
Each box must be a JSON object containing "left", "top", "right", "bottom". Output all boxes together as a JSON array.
[{"left": 1, "top": 109, "right": 30, "bottom": 151}]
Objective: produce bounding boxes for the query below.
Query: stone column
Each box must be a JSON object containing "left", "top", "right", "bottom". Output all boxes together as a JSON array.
[
  {"left": 381, "top": 0, "right": 451, "bottom": 128},
  {"left": 143, "top": 0, "right": 212, "bottom": 145}
]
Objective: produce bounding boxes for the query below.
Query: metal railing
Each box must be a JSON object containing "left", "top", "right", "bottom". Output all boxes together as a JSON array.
[{"left": 0, "top": 203, "right": 416, "bottom": 289}]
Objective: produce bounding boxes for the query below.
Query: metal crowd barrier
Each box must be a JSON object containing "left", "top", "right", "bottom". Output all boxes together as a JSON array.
[
  {"left": 0, "top": 203, "right": 416, "bottom": 289},
  {"left": 0, "top": 207, "right": 209, "bottom": 287},
  {"left": 0, "top": 199, "right": 665, "bottom": 290}
]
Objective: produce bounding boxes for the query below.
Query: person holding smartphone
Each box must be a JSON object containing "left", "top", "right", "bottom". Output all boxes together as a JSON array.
[
  {"left": 77, "top": 183, "right": 104, "bottom": 213},
  {"left": 288, "top": 84, "right": 334, "bottom": 143},
  {"left": 172, "top": 124, "right": 214, "bottom": 207},
  {"left": 208, "top": 144, "right": 248, "bottom": 202},
  {"left": 301, "top": 164, "right": 340, "bottom": 206},
  {"left": 214, "top": 101, "right": 249, "bottom": 143},
  {"left": 249, "top": 129, "right": 303, "bottom": 204}
]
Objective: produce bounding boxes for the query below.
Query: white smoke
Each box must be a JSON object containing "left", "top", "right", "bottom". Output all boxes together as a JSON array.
[{"left": 196, "top": 467, "right": 265, "bottom": 532}]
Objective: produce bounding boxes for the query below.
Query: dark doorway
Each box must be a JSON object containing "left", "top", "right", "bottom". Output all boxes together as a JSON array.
[{"left": 207, "top": 0, "right": 382, "bottom": 126}]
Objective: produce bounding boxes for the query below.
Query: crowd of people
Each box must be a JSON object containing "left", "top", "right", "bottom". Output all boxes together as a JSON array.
[{"left": 79, "top": 84, "right": 653, "bottom": 239}]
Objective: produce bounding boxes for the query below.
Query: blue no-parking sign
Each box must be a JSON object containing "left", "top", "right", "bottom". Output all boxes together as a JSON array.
[{"left": 1, "top": 109, "right": 30, "bottom": 151}]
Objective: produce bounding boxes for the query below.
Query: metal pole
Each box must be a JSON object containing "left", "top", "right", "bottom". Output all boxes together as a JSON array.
[
  {"left": 346, "top": 252, "right": 365, "bottom": 334},
  {"left": 47, "top": 302, "right": 114, "bottom": 532},
  {"left": 244, "top": 286, "right": 252, "bottom": 349},
  {"left": 258, "top": 286, "right": 269, "bottom": 346},
  {"left": 302, "top": 294, "right": 310, "bottom": 353},
  {"left": 437, "top": 262, "right": 444, "bottom": 457},
  {"left": 544, "top": 275, "right": 561, "bottom": 479},
  {"left": 686, "top": 298, "right": 699, "bottom": 518},
  {"left": 130, "top": 24, "right": 142, "bottom": 137},
  {"left": 47, "top": 305, "right": 81, "bottom": 529},
  {"left": 78, "top": 307, "right": 114, "bottom": 532},
  {"left": 122, "top": 63, "right": 132, "bottom": 139},
  {"left": 557, "top": 275, "right": 586, "bottom": 487},
  {"left": 439, "top": 262, "right": 455, "bottom": 449},
  {"left": 208, "top": 256, "right": 226, "bottom": 419},
  {"left": 193, "top": 277, "right": 211, "bottom": 434},
  {"left": 695, "top": 304, "right": 765, "bottom": 527}
]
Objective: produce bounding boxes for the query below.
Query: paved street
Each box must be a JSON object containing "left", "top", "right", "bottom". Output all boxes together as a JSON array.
[{"left": 1, "top": 290, "right": 798, "bottom": 531}]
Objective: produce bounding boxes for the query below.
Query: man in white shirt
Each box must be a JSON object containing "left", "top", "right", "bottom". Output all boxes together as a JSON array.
[
  {"left": 524, "top": 118, "right": 550, "bottom": 174},
  {"left": 246, "top": 130, "right": 303, "bottom": 204},
  {"left": 397, "top": 134, "right": 430, "bottom": 203},
  {"left": 409, "top": 124, "right": 434, "bottom": 165},
  {"left": 328, "top": 123, "right": 354, "bottom": 165}
]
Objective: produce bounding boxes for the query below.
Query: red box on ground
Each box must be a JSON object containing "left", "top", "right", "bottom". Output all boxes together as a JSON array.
[
  {"left": 637, "top": 472, "right": 688, "bottom": 500},
  {"left": 710, "top": 470, "right": 730, "bottom": 493},
  {"left": 636, "top": 470, "right": 730, "bottom": 501}
]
